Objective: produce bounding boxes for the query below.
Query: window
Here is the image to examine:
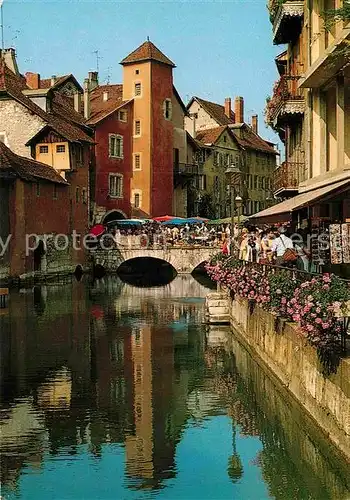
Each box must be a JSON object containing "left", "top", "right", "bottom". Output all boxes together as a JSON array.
[
  {"left": 134, "top": 82, "right": 142, "bottom": 97},
  {"left": 163, "top": 99, "right": 172, "bottom": 120},
  {"left": 134, "top": 153, "right": 141, "bottom": 171},
  {"left": 223, "top": 135, "right": 227, "bottom": 143},
  {"left": 76, "top": 187, "right": 80, "bottom": 202},
  {"left": 76, "top": 145, "right": 83, "bottom": 163},
  {"left": 226, "top": 154, "right": 230, "bottom": 166},
  {"left": 258, "top": 177, "right": 263, "bottom": 189},
  {"left": 109, "top": 134, "right": 123, "bottom": 158},
  {"left": 134, "top": 120, "right": 141, "bottom": 136},
  {"left": 219, "top": 153, "right": 223, "bottom": 167},
  {"left": 56, "top": 145, "right": 65, "bottom": 153},
  {"left": 36, "top": 182, "right": 40, "bottom": 197},
  {"left": 82, "top": 188, "right": 87, "bottom": 204},
  {"left": 53, "top": 185, "right": 58, "bottom": 200},
  {"left": 135, "top": 69, "right": 139, "bottom": 75},
  {"left": 134, "top": 193, "right": 140, "bottom": 208},
  {"left": 39, "top": 145, "right": 48, "bottom": 154},
  {"left": 253, "top": 175, "right": 258, "bottom": 189},
  {"left": 118, "top": 110, "right": 127, "bottom": 122},
  {"left": 109, "top": 174, "right": 123, "bottom": 198}
]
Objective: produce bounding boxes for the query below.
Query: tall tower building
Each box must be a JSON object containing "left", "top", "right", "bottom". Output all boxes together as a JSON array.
[{"left": 121, "top": 40, "right": 175, "bottom": 217}]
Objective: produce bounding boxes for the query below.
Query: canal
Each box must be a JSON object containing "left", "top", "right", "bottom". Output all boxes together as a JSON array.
[{"left": 1, "top": 275, "right": 349, "bottom": 499}]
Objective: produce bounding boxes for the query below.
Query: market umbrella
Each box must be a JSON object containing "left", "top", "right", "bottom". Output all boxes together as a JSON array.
[
  {"left": 161, "top": 218, "right": 187, "bottom": 225},
  {"left": 185, "top": 217, "right": 209, "bottom": 224},
  {"left": 115, "top": 219, "right": 145, "bottom": 225},
  {"left": 153, "top": 215, "right": 178, "bottom": 222},
  {"left": 89, "top": 224, "right": 106, "bottom": 237},
  {"left": 188, "top": 216, "right": 209, "bottom": 222}
]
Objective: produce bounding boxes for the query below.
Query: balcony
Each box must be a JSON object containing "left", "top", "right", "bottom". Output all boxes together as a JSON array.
[
  {"left": 273, "top": 161, "right": 306, "bottom": 197},
  {"left": 174, "top": 163, "right": 202, "bottom": 188},
  {"left": 265, "top": 75, "right": 305, "bottom": 128},
  {"left": 268, "top": 0, "right": 304, "bottom": 45}
]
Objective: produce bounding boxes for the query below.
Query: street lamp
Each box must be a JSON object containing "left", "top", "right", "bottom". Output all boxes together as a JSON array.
[{"left": 225, "top": 164, "right": 242, "bottom": 248}]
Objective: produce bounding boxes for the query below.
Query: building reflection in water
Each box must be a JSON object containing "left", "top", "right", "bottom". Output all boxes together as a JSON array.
[{"left": 0, "top": 276, "right": 349, "bottom": 499}]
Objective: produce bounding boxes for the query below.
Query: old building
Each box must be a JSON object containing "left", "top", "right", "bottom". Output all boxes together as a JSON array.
[
  {"left": 120, "top": 40, "right": 176, "bottom": 217},
  {"left": 0, "top": 142, "right": 70, "bottom": 280},
  {"left": 194, "top": 126, "right": 242, "bottom": 218},
  {"left": 252, "top": 0, "right": 349, "bottom": 275},
  {"left": 186, "top": 96, "right": 278, "bottom": 215},
  {"left": 0, "top": 50, "right": 94, "bottom": 275},
  {"left": 265, "top": 0, "right": 349, "bottom": 196},
  {"left": 87, "top": 81, "right": 133, "bottom": 223}
]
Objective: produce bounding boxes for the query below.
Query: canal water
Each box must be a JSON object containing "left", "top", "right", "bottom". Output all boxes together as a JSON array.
[{"left": 1, "top": 275, "right": 349, "bottom": 500}]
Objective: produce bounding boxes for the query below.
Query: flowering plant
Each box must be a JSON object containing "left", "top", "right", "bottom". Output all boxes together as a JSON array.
[{"left": 206, "top": 256, "right": 350, "bottom": 374}]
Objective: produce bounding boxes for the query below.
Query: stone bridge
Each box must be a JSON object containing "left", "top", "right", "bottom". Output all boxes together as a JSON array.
[{"left": 91, "top": 245, "right": 219, "bottom": 274}]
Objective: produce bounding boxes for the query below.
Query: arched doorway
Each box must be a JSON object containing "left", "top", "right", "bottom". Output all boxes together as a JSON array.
[
  {"left": 103, "top": 210, "right": 127, "bottom": 224},
  {"left": 33, "top": 240, "right": 45, "bottom": 272}
]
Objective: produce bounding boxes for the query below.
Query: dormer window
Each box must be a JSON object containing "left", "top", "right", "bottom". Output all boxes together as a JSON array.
[{"left": 134, "top": 82, "right": 142, "bottom": 97}]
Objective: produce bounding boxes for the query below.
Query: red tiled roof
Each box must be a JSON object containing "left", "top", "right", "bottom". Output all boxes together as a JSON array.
[
  {"left": 196, "top": 126, "right": 228, "bottom": 145},
  {"left": 88, "top": 84, "right": 131, "bottom": 124},
  {"left": 0, "top": 62, "right": 93, "bottom": 144},
  {"left": 190, "top": 97, "right": 235, "bottom": 126},
  {"left": 120, "top": 40, "right": 175, "bottom": 67},
  {"left": 40, "top": 74, "right": 70, "bottom": 89},
  {"left": 0, "top": 141, "right": 68, "bottom": 184},
  {"left": 229, "top": 124, "right": 277, "bottom": 155}
]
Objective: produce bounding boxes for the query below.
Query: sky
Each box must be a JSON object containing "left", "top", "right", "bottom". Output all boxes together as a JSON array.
[{"left": 2, "top": 0, "right": 283, "bottom": 144}]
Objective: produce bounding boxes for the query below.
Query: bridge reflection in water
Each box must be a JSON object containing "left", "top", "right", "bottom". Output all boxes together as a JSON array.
[{"left": 1, "top": 276, "right": 349, "bottom": 499}]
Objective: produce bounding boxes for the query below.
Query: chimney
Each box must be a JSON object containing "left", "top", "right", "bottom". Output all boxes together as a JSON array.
[
  {"left": 224, "top": 97, "right": 231, "bottom": 119},
  {"left": 234, "top": 96, "right": 244, "bottom": 124},
  {"left": 189, "top": 113, "right": 196, "bottom": 138},
  {"left": 25, "top": 72, "right": 40, "bottom": 90},
  {"left": 88, "top": 71, "right": 99, "bottom": 91},
  {"left": 103, "top": 91, "right": 108, "bottom": 102},
  {"left": 74, "top": 91, "right": 82, "bottom": 114},
  {"left": 251, "top": 114, "right": 258, "bottom": 134},
  {"left": 83, "top": 78, "right": 90, "bottom": 120},
  {"left": 51, "top": 75, "right": 57, "bottom": 87},
  {"left": 1, "top": 48, "right": 19, "bottom": 75}
]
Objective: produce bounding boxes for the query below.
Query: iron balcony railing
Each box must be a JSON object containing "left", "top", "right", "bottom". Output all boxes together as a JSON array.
[
  {"left": 174, "top": 163, "right": 203, "bottom": 176},
  {"left": 265, "top": 75, "right": 304, "bottom": 126},
  {"left": 273, "top": 160, "right": 306, "bottom": 195}
]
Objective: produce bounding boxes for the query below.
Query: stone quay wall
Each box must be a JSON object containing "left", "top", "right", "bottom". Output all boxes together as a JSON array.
[{"left": 229, "top": 295, "right": 350, "bottom": 462}]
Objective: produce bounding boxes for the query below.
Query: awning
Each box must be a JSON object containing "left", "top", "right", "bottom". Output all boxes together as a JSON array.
[{"left": 249, "top": 178, "right": 350, "bottom": 224}]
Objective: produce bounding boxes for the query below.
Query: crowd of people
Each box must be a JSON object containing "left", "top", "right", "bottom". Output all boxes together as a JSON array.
[
  {"left": 222, "top": 224, "right": 314, "bottom": 272},
  {"left": 107, "top": 220, "right": 313, "bottom": 272},
  {"left": 110, "top": 221, "right": 231, "bottom": 247}
]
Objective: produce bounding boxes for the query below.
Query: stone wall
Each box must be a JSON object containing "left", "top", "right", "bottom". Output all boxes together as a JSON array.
[
  {"left": 91, "top": 246, "right": 218, "bottom": 274},
  {"left": 229, "top": 296, "right": 350, "bottom": 462},
  {"left": 0, "top": 100, "right": 45, "bottom": 157}
]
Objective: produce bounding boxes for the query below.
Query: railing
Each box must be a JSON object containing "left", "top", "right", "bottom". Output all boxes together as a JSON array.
[
  {"left": 265, "top": 75, "right": 304, "bottom": 125},
  {"left": 174, "top": 163, "right": 202, "bottom": 175},
  {"left": 273, "top": 160, "right": 305, "bottom": 194}
]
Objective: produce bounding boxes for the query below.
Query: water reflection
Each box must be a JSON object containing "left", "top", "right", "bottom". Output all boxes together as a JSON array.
[{"left": 1, "top": 276, "right": 349, "bottom": 500}]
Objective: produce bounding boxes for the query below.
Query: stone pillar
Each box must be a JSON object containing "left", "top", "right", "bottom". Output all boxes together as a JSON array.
[{"left": 336, "top": 75, "right": 345, "bottom": 170}]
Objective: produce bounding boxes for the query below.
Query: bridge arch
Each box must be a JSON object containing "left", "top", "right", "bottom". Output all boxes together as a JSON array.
[
  {"left": 91, "top": 246, "right": 219, "bottom": 275},
  {"left": 117, "top": 256, "right": 177, "bottom": 286}
]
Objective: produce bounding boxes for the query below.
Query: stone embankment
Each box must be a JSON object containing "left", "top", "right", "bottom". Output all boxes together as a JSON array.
[{"left": 206, "top": 292, "right": 350, "bottom": 462}]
